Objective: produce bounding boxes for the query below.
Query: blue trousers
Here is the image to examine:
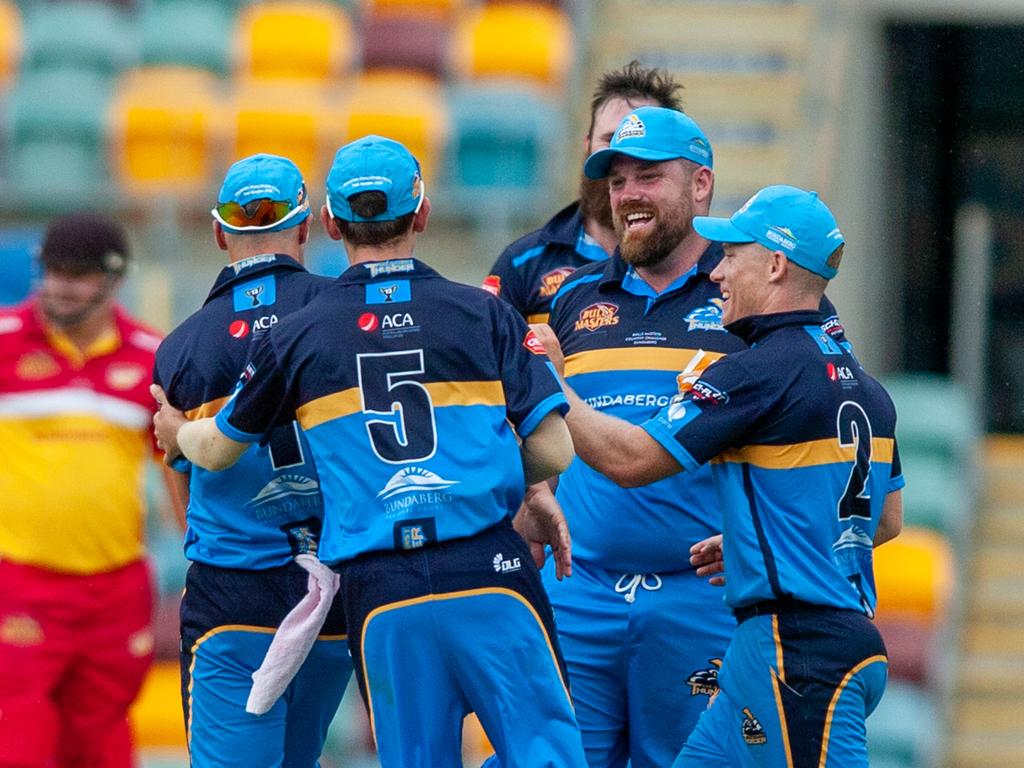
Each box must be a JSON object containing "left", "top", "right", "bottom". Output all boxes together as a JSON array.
[
  {"left": 340, "top": 517, "right": 588, "bottom": 768},
  {"left": 674, "top": 605, "right": 888, "bottom": 768},
  {"left": 541, "top": 558, "right": 736, "bottom": 768},
  {"left": 180, "top": 561, "right": 351, "bottom": 768}
]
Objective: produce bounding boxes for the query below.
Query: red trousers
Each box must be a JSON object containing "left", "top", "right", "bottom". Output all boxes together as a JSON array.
[{"left": 0, "top": 560, "right": 154, "bottom": 768}]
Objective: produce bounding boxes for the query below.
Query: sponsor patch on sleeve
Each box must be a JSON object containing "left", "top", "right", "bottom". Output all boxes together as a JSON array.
[
  {"left": 523, "top": 329, "right": 546, "bottom": 355},
  {"left": 481, "top": 275, "right": 501, "bottom": 297}
]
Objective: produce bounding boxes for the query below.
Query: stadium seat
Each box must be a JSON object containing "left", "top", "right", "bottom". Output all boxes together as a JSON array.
[
  {"left": 0, "top": 227, "right": 40, "bottom": 306},
  {"left": 883, "top": 373, "right": 977, "bottom": 460},
  {"left": 866, "top": 681, "right": 940, "bottom": 767},
  {"left": 361, "top": 10, "right": 450, "bottom": 76},
  {"left": 0, "top": 0, "right": 21, "bottom": 88},
  {"left": 445, "top": 82, "right": 562, "bottom": 190},
  {"left": 110, "top": 67, "right": 226, "bottom": 194},
  {"left": 234, "top": 0, "right": 355, "bottom": 83},
  {"left": 229, "top": 79, "right": 340, "bottom": 189},
  {"left": 139, "top": 0, "right": 234, "bottom": 75},
  {"left": 898, "top": 450, "right": 970, "bottom": 534},
  {"left": 5, "top": 69, "right": 112, "bottom": 204},
  {"left": 874, "top": 526, "right": 955, "bottom": 626},
  {"left": 875, "top": 615, "right": 932, "bottom": 685},
  {"left": 451, "top": 2, "right": 574, "bottom": 88},
  {"left": 20, "top": 1, "right": 136, "bottom": 77},
  {"left": 129, "top": 660, "right": 187, "bottom": 749},
  {"left": 342, "top": 70, "right": 448, "bottom": 182}
]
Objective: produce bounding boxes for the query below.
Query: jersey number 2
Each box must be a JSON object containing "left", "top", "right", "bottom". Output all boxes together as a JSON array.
[
  {"left": 836, "top": 400, "right": 873, "bottom": 520},
  {"left": 358, "top": 350, "right": 438, "bottom": 463}
]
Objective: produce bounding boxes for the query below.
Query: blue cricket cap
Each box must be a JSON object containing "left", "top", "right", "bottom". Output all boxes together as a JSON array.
[
  {"left": 213, "top": 153, "right": 310, "bottom": 233},
  {"left": 583, "top": 106, "right": 713, "bottom": 179},
  {"left": 326, "top": 135, "right": 425, "bottom": 222},
  {"left": 693, "top": 185, "right": 846, "bottom": 280}
]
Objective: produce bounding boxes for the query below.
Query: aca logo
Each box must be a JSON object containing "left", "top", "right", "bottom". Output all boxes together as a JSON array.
[
  {"left": 358, "top": 312, "right": 379, "bottom": 332},
  {"left": 481, "top": 275, "right": 501, "bottom": 297},
  {"left": 538, "top": 267, "right": 575, "bottom": 298},
  {"left": 229, "top": 320, "right": 249, "bottom": 339},
  {"left": 575, "top": 302, "right": 620, "bottom": 332}
]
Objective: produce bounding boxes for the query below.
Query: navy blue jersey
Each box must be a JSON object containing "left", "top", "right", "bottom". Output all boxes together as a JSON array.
[
  {"left": 549, "top": 246, "right": 746, "bottom": 572},
  {"left": 643, "top": 310, "right": 905, "bottom": 614},
  {"left": 216, "top": 258, "right": 568, "bottom": 564},
  {"left": 485, "top": 202, "right": 610, "bottom": 323},
  {"left": 153, "top": 254, "right": 332, "bottom": 569}
]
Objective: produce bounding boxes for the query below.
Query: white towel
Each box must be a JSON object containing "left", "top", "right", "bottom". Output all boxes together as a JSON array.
[{"left": 245, "top": 553, "right": 341, "bottom": 715}]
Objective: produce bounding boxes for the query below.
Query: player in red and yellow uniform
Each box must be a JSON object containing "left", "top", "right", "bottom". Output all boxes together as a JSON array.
[{"left": 0, "top": 214, "right": 175, "bottom": 768}]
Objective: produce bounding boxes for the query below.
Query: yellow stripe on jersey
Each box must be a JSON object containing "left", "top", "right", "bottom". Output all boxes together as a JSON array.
[
  {"left": 564, "top": 347, "right": 725, "bottom": 377},
  {"left": 186, "top": 396, "right": 231, "bottom": 421},
  {"left": 297, "top": 388, "right": 363, "bottom": 430},
  {"left": 526, "top": 313, "right": 550, "bottom": 324},
  {"left": 297, "top": 381, "right": 506, "bottom": 430},
  {"left": 714, "top": 437, "right": 896, "bottom": 469}
]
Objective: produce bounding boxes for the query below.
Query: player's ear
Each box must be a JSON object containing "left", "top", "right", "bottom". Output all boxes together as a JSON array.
[
  {"left": 768, "top": 250, "right": 787, "bottom": 283},
  {"left": 320, "top": 205, "right": 343, "bottom": 241},
  {"left": 412, "top": 197, "right": 431, "bottom": 233},
  {"left": 692, "top": 166, "right": 714, "bottom": 206},
  {"left": 213, "top": 220, "right": 228, "bottom": 251},
  {"left": 297, "top": 217, "right": 310, "bottom": 246}
]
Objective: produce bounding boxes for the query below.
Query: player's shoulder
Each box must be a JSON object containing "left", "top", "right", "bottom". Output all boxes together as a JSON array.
[
  {"left": 549, "top": 258, "right": 608, "bottom": 310},
  {"left": 494, "top": 202, "right": 580, "bottom": 267}
]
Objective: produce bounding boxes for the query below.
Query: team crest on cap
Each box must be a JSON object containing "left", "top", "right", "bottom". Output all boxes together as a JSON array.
[
  {"left": 688, "top": 137, "right": 711, "bottom": 160},
  {"left": 616, "top": 114, "right": 645, "bottom": 140}
]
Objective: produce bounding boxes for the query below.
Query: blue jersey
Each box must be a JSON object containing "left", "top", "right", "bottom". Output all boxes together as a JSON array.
[
  {"left": 153, "top": 254, "right": 332, "bottom": 569},
  {"left": 549, "top": 246, "right": 746, "bottom": 573},
  {"left": 643, "top": 310, "right": 905, "bottom": 614},
  {"left": 486, "top": 202, "right": 610, "bottom": 323},
  {"left": 216, "top": 258, "right": 568, "bottom": 564}
]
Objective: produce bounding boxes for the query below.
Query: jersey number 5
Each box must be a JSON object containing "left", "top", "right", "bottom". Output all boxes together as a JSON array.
[
  {"left": 836, "top": 400, "right": 873, "bottom": 521},
  {"left": 357, "top": 350, "right": 438, "bottom": 464}
]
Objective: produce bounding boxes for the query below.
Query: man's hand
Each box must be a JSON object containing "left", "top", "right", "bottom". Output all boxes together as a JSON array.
[
  {"left": 690, "top": 533, "right": 725, "bottom": 586},
  {"left": 530, "top": 323, "right": 565, "bottom": 379},
  {"left": 513, "top": 482, "right": 572, "bottom": 580},
  {"left": 150, "top": 384, "right": 187, "bottom": 464}
]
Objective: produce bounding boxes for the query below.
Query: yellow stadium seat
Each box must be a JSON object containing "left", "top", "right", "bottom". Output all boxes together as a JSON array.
[
  {"left": 229, "top": 79, "right": 341, "bottom": 190},
  {"left": 341, "top": 70, "right": 448, "bottom": 183},
  {"left": 0, "top": 0, "right": 22, "bottom": 88},
  {"left": 110, "top": 67, "right": 226, "bottom": 193},
  {"left": 874, "top": 526, "right": 955, "bottom": 625},
  {"left": 234, "top": 0, "right": 355, "bottom": 83},
  {"left": 452, "top": 2, "right": 573, "bottom": 88},
  {"left": 130, "top": 660, "right": 186, "bottom": 748}
]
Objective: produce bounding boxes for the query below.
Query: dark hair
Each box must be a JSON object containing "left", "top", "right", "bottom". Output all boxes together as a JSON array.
[
  {"left": 337, "top": 191, "right": 415, "bottom": 246},
  {"left": 40, "top": 213, "right": 130, "bottom": 276},
  {"left": 588, "top": 60, "right": 684, "bottom": 137}
]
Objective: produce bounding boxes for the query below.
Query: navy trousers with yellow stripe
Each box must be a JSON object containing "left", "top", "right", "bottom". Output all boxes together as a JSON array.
[
  {"left": 674, "top": 606, "right": 888, "bottom": 768},
  {"left": 340, "top": 517, "right": 588, "bottom": 768}
]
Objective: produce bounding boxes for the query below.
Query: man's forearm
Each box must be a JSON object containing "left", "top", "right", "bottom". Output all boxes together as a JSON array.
[
  {"left": 178, "top": 417, "right": 249, "bottom": 471},
  {"left": 562, "top": 386, "right": 681, "bottom": 487}
]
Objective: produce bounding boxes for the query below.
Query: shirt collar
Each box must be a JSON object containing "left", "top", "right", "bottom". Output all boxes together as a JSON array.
[
  {"left": 539, "top": 201, "right": 584, "bottom": 247},
  {"left": 726, "top": 309, "right": 828, "bottom": 346},
  {"left": 206, "top": 253, "right": 307, "bottom": 304},
  {"left": 337, "top": 257, "right": 441, "bottom": 286}
]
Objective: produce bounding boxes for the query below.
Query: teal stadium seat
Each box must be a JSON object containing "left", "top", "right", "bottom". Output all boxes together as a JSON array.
[
  {"left": 21, "top": 1, "right": 136, "bottom": 77},
  {"left": 446, "top": 83, "right": 563, "bottom": 192},
  {"left": 139, "top": 0, "right": 234, "bottom": 75},
  {"left": 883, "top": 374, "right": 976, "bottom": 538},
  {"left": 867, "top": 681, "right": 940, "bottom": 767},
  {"left": 5, "top": 70, "right": 112, "bottom": 205}
]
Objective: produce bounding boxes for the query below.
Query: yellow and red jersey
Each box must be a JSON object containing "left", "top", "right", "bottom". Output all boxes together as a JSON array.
[{"left": 0, "top": 299, "right": 162, "bottom": 574}]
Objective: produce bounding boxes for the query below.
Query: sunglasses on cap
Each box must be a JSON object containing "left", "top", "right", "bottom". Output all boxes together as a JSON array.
[{"left": 211, "top": 193, "right": 309, "bottom": 232}]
